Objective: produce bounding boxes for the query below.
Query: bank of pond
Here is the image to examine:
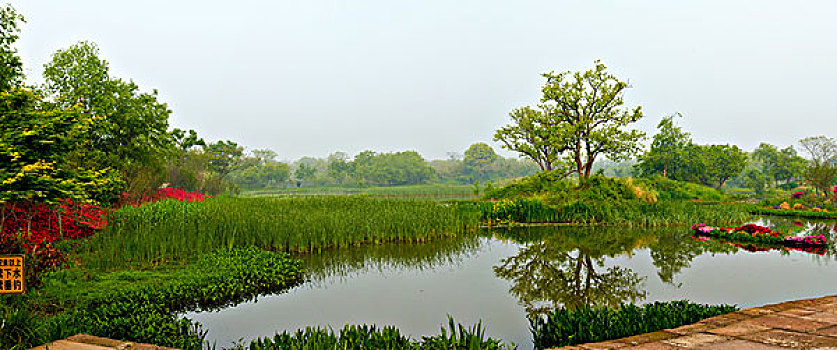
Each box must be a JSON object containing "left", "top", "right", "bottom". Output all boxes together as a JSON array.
[{"left": 4, "top": 195, "right": 837, "bottom": 349}]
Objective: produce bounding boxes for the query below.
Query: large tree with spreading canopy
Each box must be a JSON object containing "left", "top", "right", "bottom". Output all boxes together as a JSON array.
[{"left": 495, "top": 61, "right": 645, "bottom": 183}]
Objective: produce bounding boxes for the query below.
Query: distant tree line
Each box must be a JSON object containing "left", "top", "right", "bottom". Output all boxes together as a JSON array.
[{"left": 225, "top": 143, "right": 539, "bottom": 189}]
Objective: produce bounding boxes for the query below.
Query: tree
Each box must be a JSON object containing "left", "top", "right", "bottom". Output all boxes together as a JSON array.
[
  {"left": 751, "top": 143, "right": 806, "bottom": 187},
  {"left": 799, "top": 136, "right": 837, "bottom": 196},
  {"left": 294, "top": 163, "right": 316, "bottom": 186},
  {"left": 636, "top": 114, "right": 691, "bottom": 179},
  {"left": 463, "top": 143, "right": 498, "bottom": 183},
  {"left": 681, "top": 144, "right": 747, "bottom": 190},
  {"left": 0, "top": 4, "right": 24, "bottom": 92},
  {"left": 1, "top": 88, "right": 122, "bottom": 232},
  {"left": 327, "top": 152, "right": 354, "bottom": 184},
  {"left": 799, "top": 136, "right": 837, "bottom": 164},
  {"left": 494, "top": 107, "right": 566, "bottom": 172},
  {"left": 352, "top": 151, "right": 435, "bottom": 186},
  {"left": 42, "top": 41, "right": 175, "bottom": 193},
  {"left": 206, "top": 140, "right": 244, "bottom": 180},
  {"left": 495, "top": 61, "right": 645, "bottom": 182}
]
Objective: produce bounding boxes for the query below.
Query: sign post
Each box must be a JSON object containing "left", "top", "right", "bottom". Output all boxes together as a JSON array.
[{"left": 0, "top": 255, "right": 25, "bottom": 294}]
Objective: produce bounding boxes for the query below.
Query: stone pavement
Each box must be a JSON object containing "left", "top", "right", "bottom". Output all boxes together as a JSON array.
[
  {"left": 551, "top": 295, "right": 837, "bottom": 349},
  {"left": 30, "top": 334, "right": 177, "bottom": 350}
]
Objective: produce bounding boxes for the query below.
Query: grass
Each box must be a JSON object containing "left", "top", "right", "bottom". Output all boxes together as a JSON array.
[
  {"left": 460, "top": 199, "right": 751, "bottom": 227},
  {"left": 530, "top": 301, "right": 738, "bottom": 349},
  {"left": 243, "top": 184, "right": 477, "bottom": 200},
  {"left": 82, "top": 196, "right": 479, "bottom": 269}
]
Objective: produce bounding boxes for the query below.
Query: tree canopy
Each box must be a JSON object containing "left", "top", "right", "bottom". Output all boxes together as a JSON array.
[
  {"left": 495, "top": 61, "right": 645, "bottom": 182},
  {"left": 42, "top": 41, "right": 175, "bottom": 193}
]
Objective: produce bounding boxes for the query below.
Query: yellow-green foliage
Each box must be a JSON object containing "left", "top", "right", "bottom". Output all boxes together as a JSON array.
[{"left": 631, "top": 176, "right": 724, "bottom": 201}]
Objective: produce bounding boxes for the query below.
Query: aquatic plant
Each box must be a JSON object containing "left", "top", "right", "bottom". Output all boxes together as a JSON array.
[
  {"left": 243, "top": 316, "right": 514, "bottom": 350},
  {"left": 85, "top": 196, "right": 478, "bottom": 269},
  {"left": 529, "top": 301, "right": 737, "bottom": 349},
  {"left": 40, "top": 247, "right": 304, "bottom": 349}
]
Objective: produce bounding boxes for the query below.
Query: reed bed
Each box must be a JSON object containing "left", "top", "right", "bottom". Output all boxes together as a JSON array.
[
  {"left": 462, "top": 200, "right": 751, "bottom": 227},
  {"left": 84, "top": 196, "right": 478, "bottom": 269}
]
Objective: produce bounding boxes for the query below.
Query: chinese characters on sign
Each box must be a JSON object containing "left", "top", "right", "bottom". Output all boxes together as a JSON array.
[{"left": 0, "top": 255, "right": 24, "bottom": 294}]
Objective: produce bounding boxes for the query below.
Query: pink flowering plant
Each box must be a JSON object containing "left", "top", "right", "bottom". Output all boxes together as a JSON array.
[{"left": 692, "top": 223, "right": 827, "bottom": 247}]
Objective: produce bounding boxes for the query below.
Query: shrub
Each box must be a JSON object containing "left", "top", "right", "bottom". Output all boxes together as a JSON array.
[{"left": 632, "top": 177, "right": 724, "bottom": 201}]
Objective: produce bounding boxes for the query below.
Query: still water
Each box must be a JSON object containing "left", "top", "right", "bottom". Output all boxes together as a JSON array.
[{"left": 187, "top": 217, "right": 837, "bottom": 349}]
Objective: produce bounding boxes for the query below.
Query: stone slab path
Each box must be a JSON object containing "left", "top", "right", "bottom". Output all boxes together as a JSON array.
[
  {"left": 30, "top": 334, "right": 177, "bottom": 350},
  {"left": 550, "top": 295, "right": 837, "bottom": 349}
]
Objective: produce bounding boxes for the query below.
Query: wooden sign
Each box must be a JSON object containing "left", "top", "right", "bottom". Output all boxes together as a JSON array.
[{"left": 0, "top": 255, "right": 24, "bottom": 294}]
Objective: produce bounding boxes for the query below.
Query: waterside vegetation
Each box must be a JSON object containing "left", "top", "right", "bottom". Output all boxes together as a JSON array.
[{"left": 84, "top": 196, "right": 478, "bottom": 269}]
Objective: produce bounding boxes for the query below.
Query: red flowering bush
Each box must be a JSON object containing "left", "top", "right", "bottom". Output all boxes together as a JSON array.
[
  {"left": 121, "top": 187, "right": 212, "bottom": 207},
  {"left": 1, "top": 200, "right": 105, "bottom": 251}
]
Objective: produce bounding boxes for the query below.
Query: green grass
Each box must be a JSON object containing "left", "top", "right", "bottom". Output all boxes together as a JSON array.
[
  {"left": 83, "top": 196, "right": 479, "bottom": 269},
  {"left": 530, "top": 301, "right": 738, "bottom": 349},
  {"left": 243, "top": 184, "right": 477, "bottom": 200}
]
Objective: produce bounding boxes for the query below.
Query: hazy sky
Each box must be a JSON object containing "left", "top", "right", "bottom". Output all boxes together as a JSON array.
[{"left": 11, "top": 0, "right": 837, "bottom": 161}]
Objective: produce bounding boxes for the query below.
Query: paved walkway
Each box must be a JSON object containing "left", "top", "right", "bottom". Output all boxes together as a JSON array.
[
  {"left": 30, "top": 334, "right": 177, "bottom": 350},
  {"left": 551, "top": 295, "right": 837, "bottom": 349}
]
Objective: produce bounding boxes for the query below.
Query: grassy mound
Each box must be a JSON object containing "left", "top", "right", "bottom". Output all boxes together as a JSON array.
[
  {"left": 631, "top": 176, "right": 724, "bottom": 201},
  {"left": 475, "top": 175, "right": 739, "bottom": 226}
]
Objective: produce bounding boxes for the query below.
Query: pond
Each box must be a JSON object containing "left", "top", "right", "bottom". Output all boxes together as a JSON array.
[{"left": 186, "top": 217, "right": 837, "bottom": 349}]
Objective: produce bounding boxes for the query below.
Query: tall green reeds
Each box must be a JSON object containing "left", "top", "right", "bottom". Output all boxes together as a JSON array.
[
  {"left": 530, "top": 301, "right": 738, "bottom": 349},
  {"left": 85, "top": 196, "right": 478, "bottom": 269},
  {"left": 464, "top": 199, "right": 751, "bottom": 227}
]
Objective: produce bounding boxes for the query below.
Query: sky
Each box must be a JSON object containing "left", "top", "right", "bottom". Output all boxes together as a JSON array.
[{"left": 10, "top": 0, "right": 837, "bottom": 162}]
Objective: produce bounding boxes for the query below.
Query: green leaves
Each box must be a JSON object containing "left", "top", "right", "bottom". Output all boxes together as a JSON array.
[
  {"left": 0, "top": 88, "right": 122, "bottom": 207},
  {"left": 530, "top": 301, "right": 738, "bottom": 349},
  {"left": 495, "top": 61, "right": 645, "bottom": 181}
]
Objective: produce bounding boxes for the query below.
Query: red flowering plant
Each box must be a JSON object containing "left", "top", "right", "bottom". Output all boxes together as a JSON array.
[{"left": 120, "top": 186, "right": 212, "bottom": 207}]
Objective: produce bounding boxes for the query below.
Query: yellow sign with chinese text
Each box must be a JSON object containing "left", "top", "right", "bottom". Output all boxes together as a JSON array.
[{"left": 0, "top": 255, "right": 24, "bottom": 294}]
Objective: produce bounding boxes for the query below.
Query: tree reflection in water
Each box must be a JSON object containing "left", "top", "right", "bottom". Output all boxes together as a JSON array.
[
  {"left": 491, "top": 225, "right": 744, "bottom": 317},
  {"left": 492, "top": 226, "right": 649, "bottom": 317}
]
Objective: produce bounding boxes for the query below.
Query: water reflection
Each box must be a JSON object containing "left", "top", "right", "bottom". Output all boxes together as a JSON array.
[
  {"left": 298, "top": 234, "right": 482, "bottom": 286},
  {"left": 491, "top": 225, "right": 746, "bottom": 316},
  {"left": 190, "top": 218, "right": 837, "bottom": 349}
]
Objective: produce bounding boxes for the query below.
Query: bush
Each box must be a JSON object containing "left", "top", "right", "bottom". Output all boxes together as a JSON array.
[
  {"left": 530, "top": 301, "right": 737, "bottom": 349},
  {"left": 632, "top": 176, "right": 724, "bottom": 201},
  {"left": 483, "top": 171, "right": 572, "bottom": 200}
]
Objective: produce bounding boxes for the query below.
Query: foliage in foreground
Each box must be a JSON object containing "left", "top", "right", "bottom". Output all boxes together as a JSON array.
[
  {"left": 243, "top": 317, "right": 514, "bottom": 350},
  {"left": 29, "top": 247, "right": 304, "bottom": 349},
  {"left": 85, "top": 196, "right": 478, "bottom": 269},
  {"left": 530, "top": 301, "right": 737, "bottom": 349}
]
